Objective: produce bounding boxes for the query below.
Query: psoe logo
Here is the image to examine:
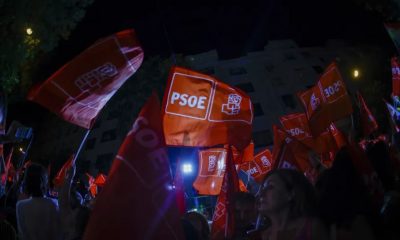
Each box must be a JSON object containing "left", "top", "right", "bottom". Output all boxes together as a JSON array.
[
  {"left": 310, "top": 93, "right": 320, "bottom": 111},
  {"left": 260, "top": 156, "right": 271, "bottom": 167},
  {"left": 208, "top": 155, "right": 217, "bottom": 172},
  {"left": 222, "top": 94, "right": 242, "bottom": 115},
  {"left": 74, "top": 62, "right": 118, "bottom": 92}
]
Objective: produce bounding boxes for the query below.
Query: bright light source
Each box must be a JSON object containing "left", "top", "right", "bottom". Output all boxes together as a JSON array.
[
  {"left": 19, "top": 147, "right": 23, "bottom": 152},
  {"left": 353, "top": 69, "right": 360, "bottom": 78},
  {"left": 26, "top": 28, "right": 33, "bottom": 35},
  {"left": 181, "top": 163, "right": 193, "bottom": 174}
]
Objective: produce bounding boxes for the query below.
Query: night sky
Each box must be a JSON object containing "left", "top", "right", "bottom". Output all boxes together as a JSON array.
[{"left": 51, "top": 0, "right": 393, "bottom": 65}]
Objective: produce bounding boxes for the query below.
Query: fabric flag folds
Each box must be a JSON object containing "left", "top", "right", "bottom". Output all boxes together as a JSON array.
[
  {"left": 357, "top": 92, "right": 378, "bottom": 137},
  {"left": 210, "top": 146, "right": 239, "bottom": 240},
  {"left": 162, "top": 66, "right": 253, "bottom": 150},
  {"left": 298, "top": 62, "right": 353, "bottom": 136},
  {"left": 53, "top": 155, "right": 74, "bottom": 188},
  {"left": 27, "top": 29, "right": 144, "bottom": 129},
  {"left": 83, "top": 93, "right": 184, "bottom": 240},
  {"left": 392, "top": 57, "right": 400, "bottom": 97},
  {"left": 193, "top": 148, "right": 227, "bottom": 195},
  {"left": 239, "top": 148, "right": 273, "bottom": 183}
]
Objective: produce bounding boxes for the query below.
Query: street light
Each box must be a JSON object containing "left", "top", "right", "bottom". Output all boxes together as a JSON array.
[
  {"left": 181, "top": 163, "right": 193, "bottom": 174},
  {"left": 26, "top": 28, "right": 33, "bottom": 35},
  {"left": 352, "top": 69, "right": 360, "bottom": 79}
]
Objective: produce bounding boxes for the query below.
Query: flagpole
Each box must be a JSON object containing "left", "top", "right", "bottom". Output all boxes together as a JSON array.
[{"left": 72, "top": 129, "right": 91, "bottom": 165}]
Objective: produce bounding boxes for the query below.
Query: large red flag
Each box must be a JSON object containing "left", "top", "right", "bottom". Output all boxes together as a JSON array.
[
  {"left": 53, "top": 155, "right": 74, "bottom": 188},
  {"left": 239, "top": 148, "right": 273, "bottom": 183},
  {"left": 357, "top": 92, "right": 378, "bottom": 137},
  {"left": 391, "top": 57, "right": 400, "bottom": 97},
  {"left": 162, "top": 66, "right": 253, "bottom": 150},
  {"left": 210, "top": 146, "right": 239, "bottom": 240},
  {"left": 83, "top": 93, "right": 184, "bottom": 240},
  {"left": 27, "top": 29, "right": 144, "bottom": 129},
  {"left": 272, "top": 125, "right": 312, "bottom": 174},
  {"left": 193, "top": 148, "right": 227, "bottom": 195},
  {"left": 298, "top": 62, "right": 353, "bottom": 136}
]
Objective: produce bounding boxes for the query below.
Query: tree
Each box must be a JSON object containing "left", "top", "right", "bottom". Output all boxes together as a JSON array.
[{"left": 0, "top": 0, "right": 93, "bottom": 94}]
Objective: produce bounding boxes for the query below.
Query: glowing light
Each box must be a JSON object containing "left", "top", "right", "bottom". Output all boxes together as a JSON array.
[
  {"left": 26, "top": 28, "right": 33, "bottom": 35},
  {"left": 182, "top": 163, "right": 193, "bottom": 174},
  {"left": 19, "top": 147, "right": 23, "bottom": 152},
  {"left": 353, "top": 69, "right": 360, "bottom": 78}
]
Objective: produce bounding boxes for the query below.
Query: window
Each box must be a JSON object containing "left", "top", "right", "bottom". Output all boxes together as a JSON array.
[
  {"left": 107, "top": 109, "right": 120, "bottom": 120},
  {"left": 200, "top": 67, "right": 215, "bottom": 75},
  {"left": 284, "top": 53, "right": 296, "bottom": 61},
  {"left": 229, "top": 67, "right": 247, "bottom": 76},
  {"left": 86, "top": 138, "right": 96, "bottom": 150},
  {"left": 92, "top": 120, "right": 101, "bottom": 129},
  {"left": 253, "top": 103, "right": 264, "bottom": 117},
  {"left": 271, "top": 77, "right": 284, "bottom": 87},
  {"left": 312, "top": 66, "right": 324, "bottom": 74},
  {"left": 265, "top": 64, "right": 274, "bottom": 73},
  {"left": 252, "top": 130, "right": 273, "bottom": 147},
  {"left": 96, "top": 153, "right": 114, "bottom": 173},
  {"left": 281, "top": 94, "right": 297, "bottom": 109},
  {"left": 101, "top": 129, "right": 117, "bottom": 142},
  {"left": 235, "top": 82, "right": 255, "bottom": 93}
]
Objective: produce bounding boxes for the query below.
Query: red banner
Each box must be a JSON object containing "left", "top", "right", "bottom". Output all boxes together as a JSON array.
[
  {"left": 231, "top": 141, "right": 254, "bottom": 164},
  {"left": 94, "top": 173, "right": 107, "bottom": 187},
  {"left": 357, "top": 92, "right": 378, "bottom": 137},
  {"left": 28, "top": 29, "right": 144, "bottom": 129},
  {"left": 298, "top": 62, "right": 353, "bottom": 136},
  {"left": 193, "top": 148, "right": 227, "bottom": 195},
  {"left": 83, "top": 93, "right": 184, "bottom": 240},
  {"left": 210, "top": 146, "right": 239, "bottom": 240},
  {"left": 162, "top": 67, "right": 253, "bottom": 150},
  {"left": 240, "top": 148, "right": 273, "bottom": 183},
  {"left": 392, "top": 57, "right": 400, "bottom": 97},
  {"left": 53, "top": 155, "right": 74, "bottom": 188}
]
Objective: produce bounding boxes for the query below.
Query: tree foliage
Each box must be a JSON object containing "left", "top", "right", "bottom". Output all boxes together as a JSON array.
[{"left": 0, "top": 0, "right": 93, "bottom": 93}]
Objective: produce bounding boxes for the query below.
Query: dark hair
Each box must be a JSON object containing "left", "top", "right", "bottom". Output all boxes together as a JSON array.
[
  {"left": 263, "top": 169, "right": 317, "bottom": 219},
  {"left": 183, "top": 211, "right": 210, "bottom": 240},
  {"left": 22, "top": 163, "right": 48, "bottom": 197},
  {"left": 234, "top": 192, "right": 256, "bottom": 206}
]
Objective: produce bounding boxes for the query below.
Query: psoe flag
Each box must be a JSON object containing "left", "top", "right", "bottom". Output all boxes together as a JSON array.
[
  {"left": 27, "top": 29, "right": 144, "bottom": 129},
  {"left": 162, "top": 66, "right": 253, "bottom": 150},
  {"left": 298, "top": 62, "right": 353, "bottom": 136}
]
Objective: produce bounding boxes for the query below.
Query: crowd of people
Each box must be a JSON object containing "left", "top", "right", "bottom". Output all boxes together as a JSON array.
[{"left": 0, "top": 127, "right": 400, "bottom": 240}]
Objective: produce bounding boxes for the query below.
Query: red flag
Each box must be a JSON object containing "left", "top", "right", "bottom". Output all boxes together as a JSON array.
[
  {"left": 53, "top": 155, "right": 74, "bottom": 188},
  {"left": 392, "top": 57, "right": 400, "bottom": 97},
  {"left": 240, "top": 148, "right": 273, "bottom": 183},
  {"left": 193, "top": 148, "right": 226, "bottom": 195},
  {"left": 231, "top": 141, "right": 254, "bottom": 164},
  {"left": 83, "top": 93, "right": 184, "bottom": 240},
  {"left": 357, "top": 92, "right": 378, "bottom": 137},
  {"left": 298, "top": 62, "right": 353, "bottom": 136},
  {"left": 174, "top": 161, "right": 186, "bottom": 215},
  {"left": 272, "top": 125, "right": 312, "bottom": 174},
  {"left": 162, "top": 66, "right": 253, "bottom": 150},
  {"left": 1, "top": 148, "right": 13, "bottom": 186},
  {"left": 94, "top": 173, "right": 107, "bottom": 187},
  {"left": 86, "top": 173, "right": 97, "bottom": 197},
  {"left": 210, "top": 146, "right": 239, "bottom": 239},
  {"left": 27, "top": 29, "right": 144, "bottom": 129}
]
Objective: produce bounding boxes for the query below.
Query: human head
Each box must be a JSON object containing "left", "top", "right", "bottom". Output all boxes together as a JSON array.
[
  {"left": 22, "top": 163, "right": 48, "bottom": 197},
  {"left": 233, "top": 192, "right": 257, "bottom": 230},
  {"left": 183, "top": 211, "right": 210, "bottom": 240},
  {"left": 258, "top": 169, "right": 316, "bottom": 219}
]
